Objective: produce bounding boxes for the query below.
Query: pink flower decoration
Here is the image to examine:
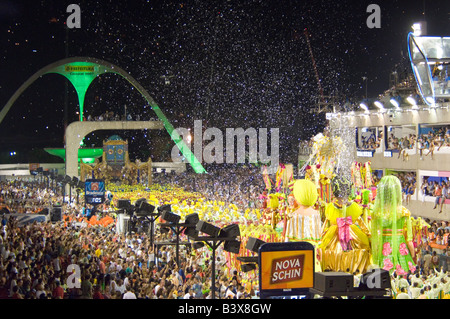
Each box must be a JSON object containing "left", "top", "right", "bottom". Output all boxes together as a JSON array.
[
  {"left": 408, "top": 262, "right": 416, "bottom": 273},
  {"left": 399, "top": 243, "right": 409, "bottom": 256},
  {"left": 382, "top": 242, "right": 392, "bottom": 256},
  {"left": 395, "top": 264, "right": 407, "bottom": 276},
  {"left": 383, "top": 258, "right": 393, "bottom": 271}
]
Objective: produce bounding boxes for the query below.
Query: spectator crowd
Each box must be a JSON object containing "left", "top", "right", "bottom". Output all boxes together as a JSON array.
[
  {"left": 392, "top": 219, "right": 450, "bottom": 299},
  {"left": 0, "top": 174, "right": 263, "bottom": 300},
  {"left": 1, "top": 169, "right": 449, "bottom": 300},
  {"left": 152, "top": 165, "right": 266, "bottom": 211}
]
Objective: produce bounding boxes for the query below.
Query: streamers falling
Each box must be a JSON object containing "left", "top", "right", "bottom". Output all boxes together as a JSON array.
[{"left": 0, "top": 1, "right": 447, "bottom": 163}]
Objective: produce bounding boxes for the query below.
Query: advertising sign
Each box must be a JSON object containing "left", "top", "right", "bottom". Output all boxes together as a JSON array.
[
  {"left": 84, "top": 179, "right": 105, "bottom": 205},
  {"left": 106, "top": 145, "right": 125, "bottom": 164},
  {"left": 258, "top": 242, "right": 315, "bottom": 298},
  {"left": 65, "top": 65, "right": 95, "bottom": 74},
  {"left": 356, "top": 150, "right": 374, "bottom": 158}
]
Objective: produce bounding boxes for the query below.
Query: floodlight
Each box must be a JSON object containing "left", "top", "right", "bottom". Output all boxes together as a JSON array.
[
  {"left": 134, "top": 198, "right": 147, "bottom": 209},
  {"left": 407, "top": 96, "right": 419, "bottom": 109},
  {"left": 184, "top": 213, "right": 200, "bottom": 238},
  {"left": 223, "top": 240, "right": 241, "bottom": 254},
  {"left": 161, "top": 210, "right": 181, "bottom": 224},
  {"left": 196, "top": 220, "right": 220, "bottom": 237},
  {"left": 246, "top": 237, "right": 266, "bottom": 253},
  {"left": 117, "top": 199, "right": 131, "bottom": 210},
  {"left": 426, "top": 96, "right": 436, "bottom": 107},
  {"left": 71, "top": 176, "right": 79, "bottom": 186},
  {"left": 158, "top": 204, "right": 171, "bottom": 213},
  {"left": 241, "top": 263, "right": 257, "bottom": 273},
  {"left": 390, "top": 98, "right": 400, "bottom": 109},
  {"left": 219, "top": 224, "right": 240, "bottom": 238},
  {"left": 136, "top": 202, "right": 156, "bottom": 217},
  {"left": 374, "top": 101, "right": 384, "bottom": 110},
  {"left": 406, "top": 96, "right": 416, "bottom": 106}
]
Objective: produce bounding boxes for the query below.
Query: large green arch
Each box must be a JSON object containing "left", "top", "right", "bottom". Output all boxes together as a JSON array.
[{"left": 0, "top": 57, "right": 206, "bottom": 173}]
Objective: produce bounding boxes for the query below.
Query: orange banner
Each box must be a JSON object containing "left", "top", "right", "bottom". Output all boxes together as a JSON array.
[{"left": 260, "top": 249, "right": 314, "bottom": 291}]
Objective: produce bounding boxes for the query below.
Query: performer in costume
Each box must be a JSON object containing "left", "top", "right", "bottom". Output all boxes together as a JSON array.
[
  {"left": 285, "top": 179, "right": 322, "bottom": 270},
  {"left": 317, "top": 176, "right": 371, "bottom": 274},
  {"left": 371, "top": 175, "right": 416, "bottom": 275},
  {"left": 285, "top": 179, "right": 321, "bottom": 243},
  {"left": 262, "top": 194, "right": 280, "bottom": 229},
  {"left": 287, "top": 193, "right": 298, "bottom": 211}
]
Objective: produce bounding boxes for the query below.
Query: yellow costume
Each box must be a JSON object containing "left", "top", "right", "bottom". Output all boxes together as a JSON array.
[
  {"left": 318, "top": 201, "right": 371, "bottom": 273},
  {"left": 285, "top": 179, "right": 321, "bottom": 242},
  {"left": 285, "top": 179, "right": 322, "bottom": 271},
  {"left": 262, "top": 194, "right": 280, "bottom": 229}
]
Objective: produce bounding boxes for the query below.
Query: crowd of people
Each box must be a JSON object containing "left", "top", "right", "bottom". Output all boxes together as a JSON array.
[
  {"left": 0, "top": 216, "right": 243, "bottom": 299},
  {"left": 152, "top": 166, "right": 265, "bottom": 211},
  {"left": 426, "top": 220, "right": 450, "bottom": 248},
  {"left": 413, "top": 126, "right": 450, "bottom": 160},
  {"left": 420, "top": 177, "right": 450, "bottom": 214},
  {"left": 391, "top": 219, "right": 450, "bottom": 299},
  {"left": 372, "top": 171, "right": 450, "bottom": 217},
  {"left": 1, "top": 170, "right": 449, "bottom": 300},
  {"left": 391, "top": 171, "right": 417, "bottom": 206},
  {"left": 387, "top": 172, "right": 450, "bottom": 215},
  {"left": 359, "top": 130, "right": 383, "bottom": 151},
  {"left": 383, "top": 171, "right": 450, "bottom": 215},
  {"left": 0, "top": 200, "right": 256, "bottom": 300},
  {"left": 0, "top": 181, "right": 55, "bottom": 214},
  {"left": 419, "top": 126, "right": 450, "bottom": 155},
  {"left": 0, "top": 176, "right": 263, "bottom": 300},
  {"left": 300, "top": 124, "right": 450, "bottom": 161},
  {"left": 349, "top": 125, "right": 450, "bottom": 162},
  {"left": 386, "top": 133, "right": 417, "bottom": 161},
  {"left": 390, "top": 262, "right": 450, "bottom": 299}
]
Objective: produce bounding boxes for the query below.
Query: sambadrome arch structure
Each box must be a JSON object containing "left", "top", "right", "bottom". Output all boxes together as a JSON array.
[{"left": 0, "top": 57, "right": 206, "bottom": 177}]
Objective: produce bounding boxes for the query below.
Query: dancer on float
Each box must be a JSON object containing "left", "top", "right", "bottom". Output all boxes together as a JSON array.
[
  {"left": 371, "top": 175, "right": 416, "bottom": 276},
  {"left": 285, "top": 179, "right": 322, "bottom": 270},
  {"left": 262, "top": 194, "right": 281, "bottom": 229},
  {"left": 317, "top": 176, "right": 371, "bottom": 274}
]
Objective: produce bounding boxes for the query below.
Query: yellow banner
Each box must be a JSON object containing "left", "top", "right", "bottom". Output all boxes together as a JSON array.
[{"left": 65, "top": 65, "right": 95, "bottom": 73}]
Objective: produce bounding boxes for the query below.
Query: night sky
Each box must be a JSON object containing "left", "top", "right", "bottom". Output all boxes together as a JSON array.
[{"left": 0, "top": 0, "right": 449, "bottom": 165}]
